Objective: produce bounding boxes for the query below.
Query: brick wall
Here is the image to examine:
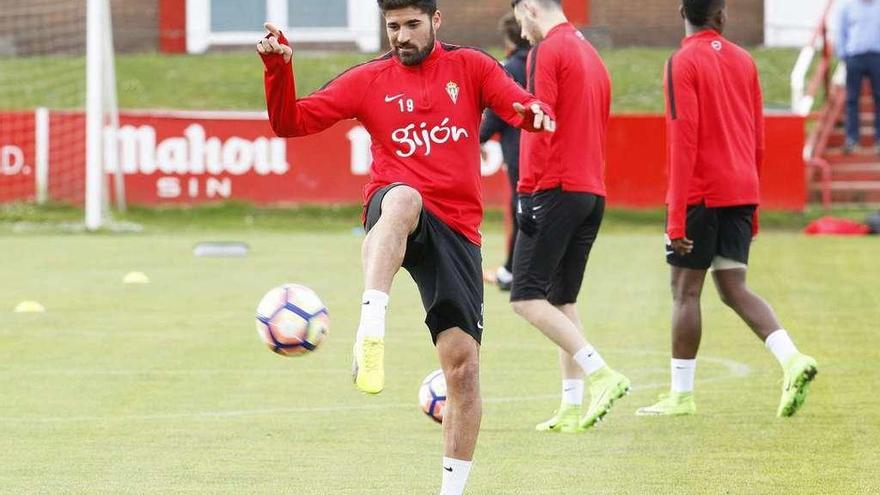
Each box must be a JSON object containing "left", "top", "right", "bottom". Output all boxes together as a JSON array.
[
  {"left": 401, "top": 0, "right": 764, "bottom": 49},
  {"left": 433, "top": 0, "right": 513, "bottom": 48},
  {"left": 1, "top": 0, "right": 763, "bottom": 56},
  {"left": 0, "top": 0, "right": 155, "bottom": 56},
  {"left": 588, "top": 0, "right": 764, "bottom": 47},
  {"left": 112, "top": 0, "right": 158, "bottom": 53}
]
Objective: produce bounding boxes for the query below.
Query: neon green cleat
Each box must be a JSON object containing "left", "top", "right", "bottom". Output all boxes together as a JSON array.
[
  {"left": 579, "top": 367, "right": 631, "bottom": 429},
  {"left": 352, "top": 337, "right": 385, "bottom": 394},
  {"left": 535, "top": 403, "right": 582, "bottom": 433},
  {"left": 635, "top": 392, "right": 696, "bottom": 416},
  {"left": 777, "top": 353, "right": 818, "bottom": 417}
]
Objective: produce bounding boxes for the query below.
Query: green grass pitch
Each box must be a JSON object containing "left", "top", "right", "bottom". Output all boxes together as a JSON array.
[
  {"left": 1, "top": 226, "right": 878, "bottom": 494},
  {"left": 0, "top": 47, "right": 798, "bottom": 113}
]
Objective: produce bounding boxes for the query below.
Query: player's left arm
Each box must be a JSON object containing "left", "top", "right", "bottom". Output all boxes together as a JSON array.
[
  {"left": 518, "top": 43, "right": 560, "bottom": 186},
  {"left": 752, "top": 64, "right": 765, "bottom": 238},
  {"left": 666, "top": 55, "right": 699, "bottom": 252},
  {"left": 478, "top": 52, "right": 555, "bottom": 133}
]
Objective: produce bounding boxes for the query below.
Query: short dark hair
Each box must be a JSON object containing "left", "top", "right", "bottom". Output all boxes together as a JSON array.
[
  {"left": 377, "top": 0, "right": 437, "bottom": 16},
  {"left": 499, "top": 13, "right": 529, "bottom": 49},
  {"left": 682, "top": 0, "right": 725, "bottom": 27}
]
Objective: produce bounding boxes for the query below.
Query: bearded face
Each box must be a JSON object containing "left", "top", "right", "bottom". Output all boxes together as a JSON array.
[{"left": 384, "top": 7, "right": 441, "bottom": 66}]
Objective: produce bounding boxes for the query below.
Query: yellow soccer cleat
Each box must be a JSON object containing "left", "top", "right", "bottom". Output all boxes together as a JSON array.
[
  {"left": 352, "top": 337, "right": 385, "bottom": 394},
  {"left": 636, "top": 392, "right": 697, "bottom": 416},
  {"left": 777, "top": 353, "right": 818, "bottom": 417},
  {"left": 579, "top": 367, "right": 631, "bottom": 429},
  {"left": 535, "top": 403, "right": 582, "bottom": 433}
]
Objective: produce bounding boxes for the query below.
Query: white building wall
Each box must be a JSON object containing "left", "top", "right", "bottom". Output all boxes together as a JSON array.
[{"left": 765, "top": 0, "right": 834, "bottom": 47}]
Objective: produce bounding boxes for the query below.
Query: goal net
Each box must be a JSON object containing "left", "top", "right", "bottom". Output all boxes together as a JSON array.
[{"left": 0, "top": 0, "right": 123, "bottom": 229}]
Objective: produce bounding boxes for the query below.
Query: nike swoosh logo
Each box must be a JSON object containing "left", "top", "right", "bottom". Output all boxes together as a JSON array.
[
  {"left": 532, "top": 205, "right": 543, "bottom": 210},
  {"left": 362, "top": 301, "right": 370, "bottom": 305},
  {"left": 594, "top": 386, "right": 612, "bottom": 407},
  {"left": 563, "top": 387, "right": 575, "bottom": 392},
  {"left": 385, "top": 93, "right": 405, "bottom": 102},
  {"left": 666, "top": 251, "right": 674, "bottom": 256},
  {"left": 477, "top": 321, "right": 484, "bottom": 330},
  {"left": 444, "top": 466, "right": 453, "bottom": 472}
]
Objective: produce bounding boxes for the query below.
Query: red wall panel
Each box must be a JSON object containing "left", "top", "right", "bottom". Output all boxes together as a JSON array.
[
  {"left": 604, "top": 114, "right": 806, "bottom": 210},
  {"left": 563, "top": 0, "right": 591, "bottom": 26},
  {"left": 0, "top": 110, "right": 806, "bottom": 211},
  {"left": 158, "top": 0, "right": 187, "bottom": 53}
]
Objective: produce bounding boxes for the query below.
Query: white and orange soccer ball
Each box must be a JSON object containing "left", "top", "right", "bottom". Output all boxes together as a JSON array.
[
  {"left": 418, "top": 369, "right": 447, "bottom": 423},
  {"left": 255, "top": 284, "right": 329, "bottom": 357}
]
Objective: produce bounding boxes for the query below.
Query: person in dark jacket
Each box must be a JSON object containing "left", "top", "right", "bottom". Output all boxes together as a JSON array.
[{"left": 480, "top": 12, "right": 530, "bottom": 291}]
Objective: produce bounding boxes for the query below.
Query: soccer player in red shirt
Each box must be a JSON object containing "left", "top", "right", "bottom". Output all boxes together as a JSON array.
[
  {"left": 509, "top": 0, "right": 631, "bottom": 433},
  {"left": 636, "top": 0, "right": 818, "bottom": 418},
  {"left": 257, "top": 1, "right": 554, "bottom": 492}
]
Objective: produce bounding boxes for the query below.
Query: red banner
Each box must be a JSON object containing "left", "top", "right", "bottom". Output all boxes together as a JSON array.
[
  {"left": 0, "top": 109, "right": 805, "bottom": 210},
  {"left": 0, "top": 111, "right": 36, "bottom": 202}
]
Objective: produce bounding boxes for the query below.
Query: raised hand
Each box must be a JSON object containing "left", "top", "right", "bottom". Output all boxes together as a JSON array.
[{"left": 257, "top": 22, "right": 292, "bottom": 64}]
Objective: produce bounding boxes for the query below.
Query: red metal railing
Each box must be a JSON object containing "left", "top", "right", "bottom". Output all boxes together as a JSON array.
[{"left": 795, "top": 0, "right": 839, "bottom": 208}]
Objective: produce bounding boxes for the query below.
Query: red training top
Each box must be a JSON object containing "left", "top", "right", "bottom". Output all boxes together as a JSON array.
[
  {"left": 261, "top": 35, "right": 550, "bottom": 246},
  {"left": 664, "top": 30, "right": 764, "bottom": 239},
  {"left": 518, "top": 22, "right": 611, "bottom": 196}
]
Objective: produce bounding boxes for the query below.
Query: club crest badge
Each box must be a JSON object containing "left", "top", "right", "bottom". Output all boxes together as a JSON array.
[{"left": 446, "top": 81, "right": 460, "bottom": 104}]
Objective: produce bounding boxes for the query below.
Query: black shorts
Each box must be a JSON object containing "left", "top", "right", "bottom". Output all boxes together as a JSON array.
[
  {"left": 364, "top": 183, "right": 484, "bottom": 345},
  {"left": 666, "top": 204, "right": 756, "bottom": 270},
  {"left": 510, "top": 188, "right": 605, "bottom": 305}
]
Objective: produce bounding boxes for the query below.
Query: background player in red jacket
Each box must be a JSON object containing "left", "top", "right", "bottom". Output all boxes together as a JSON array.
[
  {"left": 509, "top": 0, "right": 631, "bottom": 433},
  {"left": 479, "top": 13, "right": 531, "bottom": 292},
  {"left": 636, "top": 0, "right": 818, "bottom": 418},
  {"left": 258, "top": 1, "right": 554, "bottom": 493}
]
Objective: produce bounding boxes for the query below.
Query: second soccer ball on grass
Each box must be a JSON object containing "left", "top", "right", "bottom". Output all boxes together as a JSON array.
[{"left": 419, "top": 369, "right": 447, "bottom": 423}]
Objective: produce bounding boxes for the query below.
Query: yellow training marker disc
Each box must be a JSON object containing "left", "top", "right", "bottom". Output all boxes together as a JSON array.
[
  {"left": 123, "top": 271, "right": 150, "bottom": 284},
  {"left": 14, "top": 301, "right": 45, "bottom": 313}
]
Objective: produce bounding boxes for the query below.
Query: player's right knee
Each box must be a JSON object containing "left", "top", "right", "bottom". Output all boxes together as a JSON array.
[
  {"left": 717, "top": 284, "right": 751, "bottom": 309},
  {"left": 510, "top": 300, "right": 530, "bottom": 317},
  {"left": 671, "top": 283, "right": 702, "bottom": 302},
  {"left": 445, "top": 357, "right": 479, "bottom": 392},
  {"left": 381, "top": 186, "right": 422, "bottom": 228}
]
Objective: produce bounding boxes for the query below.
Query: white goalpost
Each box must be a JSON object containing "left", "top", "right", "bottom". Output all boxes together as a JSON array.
[{"left": 0, "top": 0, "right": 124, "bottom": 229}]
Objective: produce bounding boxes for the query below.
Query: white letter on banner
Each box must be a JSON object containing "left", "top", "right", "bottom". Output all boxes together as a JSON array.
[
  {"left": 207, "top": 177, "right": 232, "bottom": 198},
  {"left": 156, "top": 177, "right": 181, "bottom": 198},
  {"left": 188, "top": 177, "right": 199, "bottom": 197},
  {"left": 185, "top": 124, "right": 206, "bottom": 174},
  {"left": 347, "top": 126, "right": 373, "bottom": 175},
  {"left": 157, "top": 137, "right": 188, "bottom": 174},
  {"left": 222, "top": 137, "right": 253, "bottom": 176},
  {"left": 205, "top": 137, "right": 223, "bottom": 175},
  {"left": 270, "top": 138, "right": 289, "bottom": 174},
  {"left": 0, "top": 145, "right": 26, "bottom": 175},
  {"left": 253, "top": 137, "right": 271, "bottom": 175}
]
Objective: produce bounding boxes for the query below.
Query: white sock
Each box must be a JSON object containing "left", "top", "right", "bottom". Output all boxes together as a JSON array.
[
  {"left": 670, "top": 358, "right": 696, "bottom": 393},
  {"left": 765, "top": 329, "right": 798, "bottom": 367},
  {"left": 440, "top": 457, "right": 472, "bottom": 495},
  {"left": 495, "top": 266, "right": 513, "bottom": 284},
  {"left": 561, "top": 379, "right": 584, "bottom": 406},
  {"left": 356, "top": 289, "right": 388, "bottom": 341},
  {"left": 572, "top": 346, "right": 606, "bottom": 375}
]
